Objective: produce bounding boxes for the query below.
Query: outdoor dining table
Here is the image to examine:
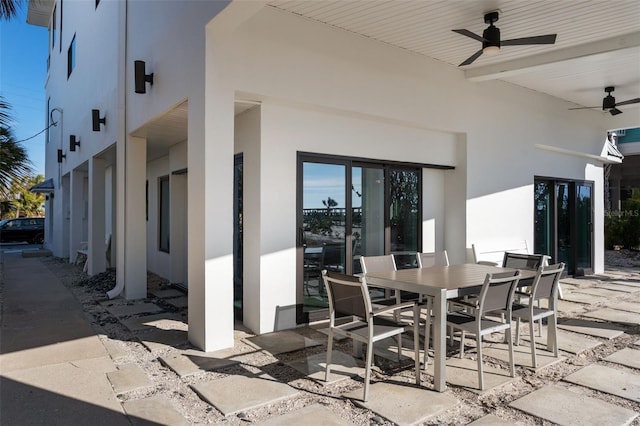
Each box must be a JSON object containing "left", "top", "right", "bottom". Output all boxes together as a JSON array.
[{"left": 365, "top": 263, "right": 536, "bottom": 392}]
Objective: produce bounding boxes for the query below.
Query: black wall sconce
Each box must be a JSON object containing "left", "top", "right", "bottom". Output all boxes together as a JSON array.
[
  {"left": 92, "top": 109, "right": 106, "bottom": 131},
  {"left": 57, "top": 149, "right": 66, "bottom": 163},
  {"left": 69, "top": 135, "right": 80, "bottom": 151},
  {"left": 134, "top": 60, "right": 154, "bottom": 94}
]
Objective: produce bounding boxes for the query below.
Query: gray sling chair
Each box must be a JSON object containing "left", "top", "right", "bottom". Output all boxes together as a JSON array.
[
  {"left": 415, "top": 251, "right": 450, "bottom": 369},
  {"left": 511, "top": 262, "right": 565, "bottom": 368},
  {"left": 321, "top": 270, "right": 421, "bottom": 402},
  {"left": 446, "top": 271, "right": 521, "bottom": 390}
]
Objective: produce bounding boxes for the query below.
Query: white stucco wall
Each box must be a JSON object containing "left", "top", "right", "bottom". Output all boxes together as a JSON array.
[{"left": 210, "top": 5, "right": 610, "bottom": 334}]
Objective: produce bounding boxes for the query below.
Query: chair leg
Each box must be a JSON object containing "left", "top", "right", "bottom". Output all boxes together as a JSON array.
[
  {"left": 363, "top": 337, "right": 374, "bottom": 402},
  {"left": 549, "top": 313, "right": 558, "bottom": 357},
  {"left": 515, "top": 317, "right": 521, "bottom": 346},
  {"left": 460, "top": 330, "right": 465, "bottom": 358},
  {"left": 477, "top": 334, "right": 484, "bottom": 391},
  {"left": 423, "top": 298, "right": 432, "bottom": 369},
  {"left": 414, "top": 304, "right": 421, "bottom": 386},
  {"left": 507, "top": 325, "right": 515, "bottom": 378},
  {"left": 529, "top": 317, "right": 537, "bottom": 369},
  {"left": 325, "top": 331, "right": 334, "bottom": 382}
]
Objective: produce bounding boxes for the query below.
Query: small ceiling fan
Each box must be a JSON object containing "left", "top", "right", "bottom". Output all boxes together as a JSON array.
[
  {"left": 453, "top": 11, "right": 557, "bottom": 66},
  {"left": 569, "top": 86, "right": 640, "bottom": 116}
]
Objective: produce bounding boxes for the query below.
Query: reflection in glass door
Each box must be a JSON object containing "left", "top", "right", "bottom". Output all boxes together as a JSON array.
[
  {"left": 298, "top": 155, "right": 422, "bottom": 320},
  {"left": 534, "top": 178, "right": 593, "bottom": 275},
  {"left": 576, "top": 184, "right": 593, "bottom": 271},
  {"left": 301, "top": 162, "right": 346, "bottom": 312},
  {"left": 352, "top": 166, "right": 385, "bottom": 274}
]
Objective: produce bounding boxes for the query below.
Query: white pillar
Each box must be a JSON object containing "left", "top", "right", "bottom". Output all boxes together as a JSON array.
[
  {"left": 88, "top": 157, "right": 107, "bottom": 275},
  {"left": 69, "top": 170, "right": 84, "bottom": 263},
  {"left": 170, "top": 172, "right": 188, "bottom": 287},
  {"left": 116, "top": 135, "right": 147, "bottom": 300}
]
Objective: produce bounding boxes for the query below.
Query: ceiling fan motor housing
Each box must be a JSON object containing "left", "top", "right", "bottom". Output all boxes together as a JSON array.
[
  {"left": 482, "top": 25, "right": 501, "bottom": 50},
  {"left": 603, "top": 95, "right": 616, "bottom": 110}
]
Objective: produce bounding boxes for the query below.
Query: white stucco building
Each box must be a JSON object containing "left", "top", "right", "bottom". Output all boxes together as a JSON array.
[{"left": 28, "top": 0, "right": 639, "bottom": 351}]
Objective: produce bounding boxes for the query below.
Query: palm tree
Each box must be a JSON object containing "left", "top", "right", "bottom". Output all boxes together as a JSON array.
[
  {"left": 1, "top": 0, "right": 20, "bottom": 20},
  {"left": 1, "top": 101, "right": 33, "bottom": 199}
]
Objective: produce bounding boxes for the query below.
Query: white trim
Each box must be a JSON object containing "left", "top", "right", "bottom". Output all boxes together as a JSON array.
[{"left": 535, "top": 144, "right": 622, "bottom": 164}]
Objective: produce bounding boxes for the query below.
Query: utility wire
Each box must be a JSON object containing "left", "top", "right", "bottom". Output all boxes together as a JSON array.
[{"left": 12, "top": 121, "right": 58, "bottom": 144}]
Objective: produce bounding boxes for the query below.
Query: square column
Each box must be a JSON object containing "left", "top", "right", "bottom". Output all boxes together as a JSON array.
[
  {"left": 116, "top": 135, "right": 147, "bottom": 300},
  {"left": 69, "top": 170, "right": 85, "bottom": 263},
  {"left": 88, "top": 157, "right": 107, "bottom": 275}
]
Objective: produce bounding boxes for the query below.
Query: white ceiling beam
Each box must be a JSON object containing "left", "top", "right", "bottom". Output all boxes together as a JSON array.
[{"left": 465, "top": 31, "right": 640, "bottom": 82}]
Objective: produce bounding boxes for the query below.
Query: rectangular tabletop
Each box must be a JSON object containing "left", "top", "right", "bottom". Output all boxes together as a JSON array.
[{"left": 365, "top": 263, "right": 536, "bottom": 392}]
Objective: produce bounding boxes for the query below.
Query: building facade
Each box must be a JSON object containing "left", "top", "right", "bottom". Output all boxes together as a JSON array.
[{"left": 28, "top": 0, "right": 632, "bottom": 351}]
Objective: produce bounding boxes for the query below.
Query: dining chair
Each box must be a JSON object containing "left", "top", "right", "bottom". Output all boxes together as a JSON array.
[
  {"left": 360, "top": 255, "right": 401, "bottom": 309},
  {"left": 415, "top": 251, "right": 449, "bottom": 368},
  {"left": 446, "top": 270, "right": 521, "bottom": 390},
  {"left": 321, "top": 270, "right": 420, "bottom": 402},
  {"left": 511, "top": 262, "right": 565, "bottom": 368}
]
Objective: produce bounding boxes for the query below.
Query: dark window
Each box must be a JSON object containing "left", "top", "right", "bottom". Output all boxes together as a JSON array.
[
  {"left": 159, "top": 176, "right": 170, "bottom": 253},
  {"left": 67, "top": 34, "right": 76, "bottom": 78},
  {"left": 51, "top": 5, "right": 56, "bottom": 49},
  {"left": 95, "top": 0, "right": 100, "bottom": 8},
  {"left": 59, "top": 0, "right": 63, "bottom": 53},
  {"left": 46, "top": 98, "right": 51, "bottom": 144}
]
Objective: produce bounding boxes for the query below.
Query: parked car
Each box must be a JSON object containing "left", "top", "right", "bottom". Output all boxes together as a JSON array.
[{"left": 0, "top": 217, "right": 45, "bottom": 244}]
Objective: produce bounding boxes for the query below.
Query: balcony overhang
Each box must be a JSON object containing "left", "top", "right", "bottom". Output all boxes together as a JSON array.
[{"left": 27, "top": 0, "right": 54, "bottom": 27}]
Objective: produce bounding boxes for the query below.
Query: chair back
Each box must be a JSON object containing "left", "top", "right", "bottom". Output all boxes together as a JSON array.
[
  {"left": 502, "top": 252, "right": 549, "bottom": 270},
  {"left": 321, "top": 270, "right": 371, "bottom": 320},
  {"left": 321, "top": 243, "right": 345, "bottom": 272},
  {"left": 530, "top": 262, "right": 565, "bottom": 302},
  {"left": 360, "top": 254, "right": 396, "bottom": 274},
  {"left": 416, "top": 251, "right": 449, "bottom": 268},
  {"left": 477, "top": 271, "right": 521, "bottom": 314}
]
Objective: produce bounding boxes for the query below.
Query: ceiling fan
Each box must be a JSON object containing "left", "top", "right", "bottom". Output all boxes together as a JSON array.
[
  {"left": 453, "top": 11, "right": 557, "bottom": 66},
  {"left": 569, "top": 86, "right": 640, "bottom": 116}
]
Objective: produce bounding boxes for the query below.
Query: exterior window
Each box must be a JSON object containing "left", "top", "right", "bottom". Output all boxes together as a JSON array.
[
  {"left": 96, "top": 0, "right": 100, "bottom": 8},
  {"left": 51, "top": 5, "right": 56, "bottom": 49},
  {"left": 46, "top": 98, "right": 51, "bottom": 143},
  {"left": 67, "top": 34, "right": 75, "bottom": 78},
  {"left": 59, "top": 0, "right": 63, "bottom": 53},
  {"left": 159, "top": 176, "right": 170, "bottom": 253}
]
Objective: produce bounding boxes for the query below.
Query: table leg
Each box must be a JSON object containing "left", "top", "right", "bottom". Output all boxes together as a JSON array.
[{"left": 433, "top": 289, "right": 447, "bottom": 392}]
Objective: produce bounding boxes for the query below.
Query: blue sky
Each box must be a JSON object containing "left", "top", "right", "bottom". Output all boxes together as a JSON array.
[{"left": 1, "top": 6, "right": 48, "bottom": 176}]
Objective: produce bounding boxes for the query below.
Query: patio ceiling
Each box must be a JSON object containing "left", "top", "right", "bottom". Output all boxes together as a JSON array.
[{"left": 267, "top": 0, "right": 640, "bottom": 118}]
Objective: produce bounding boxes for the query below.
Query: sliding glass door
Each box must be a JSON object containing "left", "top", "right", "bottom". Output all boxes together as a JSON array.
[
  {"left": 298, "top": 154, "right": 421, "bottom": 321},
  {"left": 534, "top": 178, "right": 593, "bottom": 275}
]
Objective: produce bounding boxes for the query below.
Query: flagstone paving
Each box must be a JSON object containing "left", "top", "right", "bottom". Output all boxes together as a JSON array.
[
  {"left": 582, "top": 308, "right": 640, "bottom": 325},
  {"left": 163, "top": 296, "right": 189, "bottom": 309},
  {"left": 557, "top": 318, "right": 626, "bottom": 339},
  {"left": 148, "top": 288, "right": 185, "bottom": 299},
  {"left": 595, "top": 282, "right": 640, "bottom": 293},
  {"left": 100, "top": 300, "right": 164, "bottom": 317},
  {"left": 286, "top": 350, "right": 365, "bottom": 384},
  {"left": 137, "top": 329, "right": 189, "bottom": 352},
  {"left": 564, "top": 364, "right": 640, "bottom": 402},
  {"left": 159, "top": 352, "right": 240, "bottom": 377},
  {"left": 106, "top": 364, "right": 153, "bottom": 395},
  {"left": 245, "top": 330, "right": 323, "bottom": 355},
  {"left": 120, "top": 313, "right": 186, "bottom": 332},
  {"left": 519, "top": 328, "right": 602, "bottom": 355},
  {"left": 570, "top": 287, "right": 628, "bottom": 299},
  {"left": 560, "top": 291, "right": 609, "bottom": 305},
  {"left": 424, "top": 357, "right": 517, "bottom": 393},
  {"left": 611, "top": 280, "right": 640, "bottom": 287},
  {"left": 257, "top": 404, "right": 353, "bottom": 426},
  {"left": 346, "top": 381, "right": 458, "bottom": 426},
  {"left": 190, "top": 375, "right": 299, "bottom": 416},
  {"left": 466, "top": 414, "right": 514, "bottom": 425},
  {"left": 604, "top": 348, "right": 640, "bottom": 370},
  {"left": 122, "top": 396, "right": 190, "bottom": 426},
  {"left": 483, "top": 342, "right": 564, "bottom": 370},
  {"left": 609, "top": 301, "right": 640, "bottom": 314},
  {"left": 509, "top": 386, "right": 638, "bottom": 426}
]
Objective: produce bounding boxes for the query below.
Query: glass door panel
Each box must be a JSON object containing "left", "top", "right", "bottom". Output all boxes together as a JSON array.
[
  {"left": 302, "top": 162, "right": 346, "bottom": 311},
  {"left": 576, "top": 183, "right": 593, "bottom": 272},
  {"left": 233, "top": 155, "right": 243, "bottom": 320},
  {"left": 534, "top": 181, "right": 553, "bottom": 258},
  {"left": 556, "top": 182, "right": 572, "bottom": 272},
  {"left": 389, "top": 168, "right": 420, "bottom": 269},
  {"left": 352, "top": 166, "right": 385, "bottom": 274}
]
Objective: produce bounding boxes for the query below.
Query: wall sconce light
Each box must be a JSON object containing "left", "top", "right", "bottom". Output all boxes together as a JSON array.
[
  {"left": 134, "top": 60, "right": 154, "bottom": 94},
  {"left": 92, "top": 109, "right": 106, "bottom": 131},
  {"left": 69, "top": 135, "right": 81, "bottom": 151},
  {"left": 57, "top": 149, "right": 66, "bottom": 163}
]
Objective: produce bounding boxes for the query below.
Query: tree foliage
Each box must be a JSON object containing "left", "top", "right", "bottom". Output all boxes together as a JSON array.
[
  {"left": 1, "top": 98, "right": 34, "bottom": 199},
  {"left": 1, "top": 0, "right": 20, "bottom": 20}
]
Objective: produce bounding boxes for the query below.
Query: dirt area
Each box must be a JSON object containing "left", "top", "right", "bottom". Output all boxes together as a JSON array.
[{"left": 41, "top": 251, "right": 640, "bottom": 425}]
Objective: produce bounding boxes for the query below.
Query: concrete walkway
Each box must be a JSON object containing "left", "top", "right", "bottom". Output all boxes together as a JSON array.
[
  {"left": 0, "top": 252, "right": 129, "bottom": 425},
  {"left": 2, "top": 252, "right": 640, "bottom": 425}
]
